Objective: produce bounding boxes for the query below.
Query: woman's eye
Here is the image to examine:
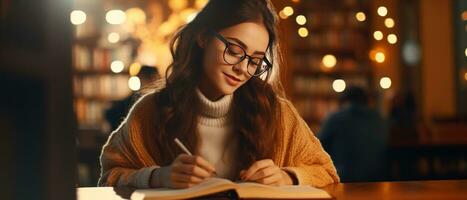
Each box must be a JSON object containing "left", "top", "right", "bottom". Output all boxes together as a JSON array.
[
  {"left": 250, "top": 58, "right": 263, "bottom": 66},
  {"left": 227, "top": 48, "right": 242, "bottom": 55},
  {"left": 226, "top": 45, "right": 244, "bottom": 56}
]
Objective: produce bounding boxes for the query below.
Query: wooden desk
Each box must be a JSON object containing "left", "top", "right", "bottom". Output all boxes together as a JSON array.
[
  {"left": 322, "top": 180, "right": 467, "bottom": 200},
  {"left": 77, "top": 180, "right": 467, "bottom": 200}
]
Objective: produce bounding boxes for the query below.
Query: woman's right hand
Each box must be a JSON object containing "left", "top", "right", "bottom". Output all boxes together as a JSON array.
[{"left": 157, "top": 154, "right": 217, "bottom": 189}]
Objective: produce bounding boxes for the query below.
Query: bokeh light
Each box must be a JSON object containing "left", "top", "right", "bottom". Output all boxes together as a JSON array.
[
  {"left": 296, "top": 15, "right": 307, "bottom": 25},
  {"left": 70, "top": 10, "right": 86, "bottom": 25},
  {"left": 384, "top": 18, "right": 395, "bottom": 28},
  {"left": 283, "top": 6, "right": 294, "bottom": 16},
  {"left": 380, "top": 77, "right": 392, "bottom": 89},
  {"left": 387, "top": 34, "right": 398, "bottom": 44},
  {"left": 129, "top": 62, "right": 142, "bottom": 76},
  {"left": 125, "top": 8, "right": 146, "bottom": 25},
  {"left": 322, "top": 54, "right": 337, "bottom": 68},
  {"left": 110, "top": 60, "right": 124, "bottom": 73},
  {"left": 377, "top": 6, "right": 388, "bottom": 17},
  {"left": 373, "top": 31, "right": 384, "bottom": 41},
  {"left": 332, "top": 79, "right": 346, "bottom": 93},
  {"left": 355, "top": 12, "right": 366, "bottom": 22},
  {"left": 107, "top": 32, "right": 120, "bottom": 43},
  {"left": 375, "top": 52, "right": 386, "bottom": 63},
  {"left": 298, "top": 27, "right": 309, "bottom": 37},
  {"left": 106, "top": 10, "right": 126, "bottom": 25},
  {"left": 128, "top": 76, "right": 141, "bottom": 91}
]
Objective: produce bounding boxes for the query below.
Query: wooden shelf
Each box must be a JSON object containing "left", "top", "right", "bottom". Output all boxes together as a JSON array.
[
  {"left": 74, "top": 70, "right": 129, "bottom": 76},
  {"left": 78, "top": 124, "right": 104, "bottom": 131},
  {"left": 73, "top": 35, "right": 101, "bottom": 47},
  {"left": 298, "top": 1, "right": 369, "bottom": 12},
  {"left": 293, "top": 92, "right": 339, "bottom": 100},
  {"left": 303, "top": 24, "right": 370, "bottom": 32},
  {"left": 292, "top": 46, "right": 365, "bottom": 56},
  {"left": 75, "top": 95, "right": 127, "bottom": 102},
  {"left": 293, "top": 68, "right": 371, "bottom": 77}
]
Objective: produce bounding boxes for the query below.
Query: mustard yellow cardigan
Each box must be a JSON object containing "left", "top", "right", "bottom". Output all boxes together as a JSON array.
[{"left": 98, "top": 92, "right": 340, "bottom": 188}]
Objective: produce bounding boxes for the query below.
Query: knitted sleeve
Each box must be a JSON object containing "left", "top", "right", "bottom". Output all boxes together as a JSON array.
[
  {"left": 279, "top": 100, "right": 340, "bottom": 187},
  {"left": 98, "top": 94, "right": 158, "bottom": 188}
]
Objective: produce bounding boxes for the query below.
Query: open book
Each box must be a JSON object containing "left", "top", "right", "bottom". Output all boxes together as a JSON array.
[{"left": 131, "top": 178, "right": 331, "bottom": 199}]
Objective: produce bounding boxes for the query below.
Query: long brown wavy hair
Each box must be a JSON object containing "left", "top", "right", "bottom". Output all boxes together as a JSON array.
[{"left": 145, "top": 0, "right": 286, "bottom": 178}]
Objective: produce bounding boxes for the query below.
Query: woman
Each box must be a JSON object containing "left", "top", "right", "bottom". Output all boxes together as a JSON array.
[{"left": 99, "top": 0, "right": 339, "bottom": 189}]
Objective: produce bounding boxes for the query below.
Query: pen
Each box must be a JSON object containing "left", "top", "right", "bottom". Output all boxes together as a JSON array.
[
  {"left": 174, "top": 138, "right": 217, "bottom": 176},
  {"left": 174, "top": 138, "right": 193, "bottom": 156}
]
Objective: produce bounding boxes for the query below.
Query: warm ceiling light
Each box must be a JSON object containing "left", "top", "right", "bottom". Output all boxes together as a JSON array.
[
  {"left": 387, "top": 34, "right": 398, "bottom": 44},
  {"left": 373, "top": 31, "right": 383, "bottom": 41},
  {"left": 128, "top": 76, "right": 141, "bottom": 91},
  {"left": 110, "top": 60, "right": 125, "bottom": 73},
  {"left": 322, "top": 54, "right": 337, "bottom": 68},
  {"left": 355, "top": 12, "right": 366, "bottom": 22},
  {"left": 384, "top": 18, "right": 395, "bottom": 28},
  {"left": 298, "top": 27, "right": 309, "bottom": 37},
  {"left": 332, "top": 79, "right": 346, "bottom": 93},
  {"left": 375, "top": 52, "right": 386, "bottom": 63},
  {"left": 377, "top": 6, "right": 388, "bottom": 17},
  {"left": 106, "top": 10, "right": 126, "bottom": 25},
  {"left": 70, "top": 10, "right": 86, "bottom": 25},
  {"left": 107, "top": 32, "right": 120, "bottom": 43},
  {"left": 283, "top": 6, "right": 294, "bottom": 16},
  {"left": 296, "top": 15, "right": 307, "bottom": 25},
  {"left": 380, "top": 77, "right": 392, "bottom": 89}
]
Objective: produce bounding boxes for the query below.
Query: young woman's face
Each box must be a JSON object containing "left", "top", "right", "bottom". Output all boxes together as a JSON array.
[{"left": 198, "top": 22, "right": 270, "bottom": 100}]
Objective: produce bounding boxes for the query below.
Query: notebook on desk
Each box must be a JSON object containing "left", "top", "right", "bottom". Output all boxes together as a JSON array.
[{"left": 131, "top": 178, "right": 331, "bottom": 200}]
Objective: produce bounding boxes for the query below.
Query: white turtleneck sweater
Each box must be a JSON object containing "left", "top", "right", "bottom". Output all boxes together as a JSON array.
[{"left": 195, "top": 88, "right": 236, "bottom": 179}]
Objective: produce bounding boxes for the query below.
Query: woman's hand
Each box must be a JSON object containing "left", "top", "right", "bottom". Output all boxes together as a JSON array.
[
  {"left": 240, "top": 159, "right": 293, "bottom": 186},
  {"left": 151, "top": 154, "right": 216, "bottom": 189},
  {"left": 170, "top": 154, "right": 217, "bottom": 188}
]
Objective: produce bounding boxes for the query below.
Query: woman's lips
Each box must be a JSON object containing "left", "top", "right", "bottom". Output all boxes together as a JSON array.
[{"left": 223, "top": 72, "right": 241, "bottom": 86}]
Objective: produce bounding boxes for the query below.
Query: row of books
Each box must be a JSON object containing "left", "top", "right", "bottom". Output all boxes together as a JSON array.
[
  {"left": 294, "top": 29, "right": 367, "bottom": 51},
  {"left": 293, "top": 54, "right": 365, "bottom": 72},
  {"left": 73, "top": 74, "right": 131, "bottom": 100},
  {"left": 293, "top": 76, "right": 369, "bottom": 96},
  {"left": 305, "top": 11, "right": 368, "bottom": 29},
  {"left": 73, "top": 44, "right": 132, "bottom": 72},
  {"left": 293, "top": 98, "right": 339, "bottom": 124},
  {"left": 74, "top": 98, "right": 109, "bottom": 128},
  {"left": 304, "top": 0, "right": 368, "bottom": 8}
]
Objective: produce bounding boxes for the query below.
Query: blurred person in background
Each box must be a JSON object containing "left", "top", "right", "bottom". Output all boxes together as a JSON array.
[{"left": 318, "top": 86, "right": 388, "bottom": 182}]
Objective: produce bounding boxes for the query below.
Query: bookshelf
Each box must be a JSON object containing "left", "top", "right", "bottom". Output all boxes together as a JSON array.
[
  {"left": 72, "top": 0, "right": 136, "bottom": 186},
  {"left": 287, "top": 0, "right": 372, "bottom": 132},
  {"left": 72, "top": 30, "right": 132, "bottom": 133}
]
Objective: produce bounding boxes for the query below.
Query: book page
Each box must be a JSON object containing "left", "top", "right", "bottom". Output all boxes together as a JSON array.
[
  {"left": 78, "top": 187, "right": 127, "bottom": 200},
  {"left": 235, "top": 182, "right": 331, "bottom": 199},
  {"left": 131, "top": 178, "right": 235, "bottom": 200}
]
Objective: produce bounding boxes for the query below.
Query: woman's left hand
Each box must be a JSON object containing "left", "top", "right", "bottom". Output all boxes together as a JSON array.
[{"left": 240, "top": 159, "right": 293, "bottom": 186}]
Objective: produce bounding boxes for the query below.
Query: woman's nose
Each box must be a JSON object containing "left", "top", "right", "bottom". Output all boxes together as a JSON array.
[{"left": 232, "top": 58, "right": 249, "bottom": 75}]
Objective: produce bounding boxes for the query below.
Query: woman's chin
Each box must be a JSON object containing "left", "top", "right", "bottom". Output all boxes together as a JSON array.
[{"left": 221, "top": 85, "right": 241, "bottom": 95}]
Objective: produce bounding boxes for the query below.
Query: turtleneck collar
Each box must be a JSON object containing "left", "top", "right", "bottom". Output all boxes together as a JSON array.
[{"left": 196, "top": 88, "right": 233, "bottom": 126}]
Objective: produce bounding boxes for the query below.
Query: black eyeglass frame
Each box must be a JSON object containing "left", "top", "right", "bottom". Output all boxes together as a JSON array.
[{"left": 210, "top": 30, "right": 273, "bottom": 77}]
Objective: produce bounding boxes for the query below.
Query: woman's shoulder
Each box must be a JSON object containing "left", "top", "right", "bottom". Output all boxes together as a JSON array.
[
  {"left": 276, "top": 96, "right": 301, "bottom": 121},
  {"left": 127, "top": 91, "right": 160, "bottom": 122}
]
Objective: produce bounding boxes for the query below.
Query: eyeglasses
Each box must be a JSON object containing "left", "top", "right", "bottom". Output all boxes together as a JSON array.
[{"left": 211, "top": 30, "right": 272, "bottom": 77}]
